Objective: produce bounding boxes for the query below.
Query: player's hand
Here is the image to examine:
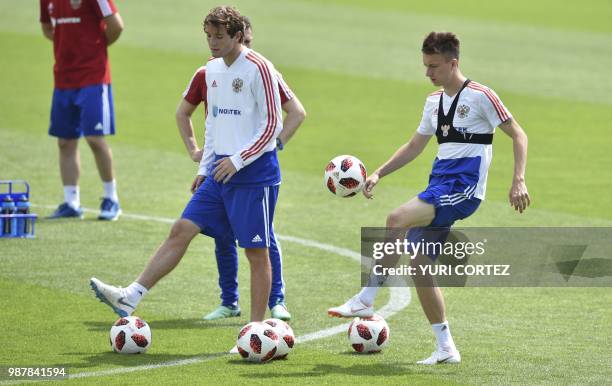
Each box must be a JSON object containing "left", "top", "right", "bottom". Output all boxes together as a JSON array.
[
  {"left": 509, "top": 178, "right": 530, "bottom": 213},
  {"left": 212, "top": 157, "right": 238, "bottom": 183},
  {"left": 190, "top": 148, "right": 203, "bottom": 162},
  {"left": 362, "top": 173, "right": 380, "bottom": 199},
  {"left": 191, "top": 175, "right": 205, "bottom": 194}
]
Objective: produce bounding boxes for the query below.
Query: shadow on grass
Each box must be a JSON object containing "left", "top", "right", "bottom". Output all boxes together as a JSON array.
[
  {"left": 83, "top": 318, "right": 244, "bottom": 331},
  {"left": 231, "top": 362, "right": 412, "bottom": 378}
]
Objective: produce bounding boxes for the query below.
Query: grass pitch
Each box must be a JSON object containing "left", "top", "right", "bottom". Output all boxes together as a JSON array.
[{"left": 1, "top": 1, "right": 611, "bottom": 384}]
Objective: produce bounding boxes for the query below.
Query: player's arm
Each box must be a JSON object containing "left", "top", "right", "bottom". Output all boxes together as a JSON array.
[
  {"left": 103, "top": 13, "right": 124, "bottom": 45},
  {"left": 41, "top": 22, "right": 54, "bottom": 40},
  {"left": 175, "top": 99, "right": 202, "bottom": 162},
  {"left": 277, "top": 96, "right": 306, "bottom": 147},
  {"left": 499, "top": 118, "right": 530, "bottom": 213},
  {"left": 363, "top": 133, "right": 432, "bottom": 199}
]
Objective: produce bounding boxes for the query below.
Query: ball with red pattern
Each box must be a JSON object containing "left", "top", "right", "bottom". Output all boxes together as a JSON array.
[
  {"left": 236, "top": 322, "right": 280, "bottom": 363},
  {"left": 110, "top": 316, "right": 152, "bottom": 354},
  {"left": 323, "top": 155, "right": 367, "bottom": 198},
  {"left": 348, "top": 314, "right": 390, "bottom": 353},
  {"left": 264, "top": 318, "right": 295, "bottom": 359}
]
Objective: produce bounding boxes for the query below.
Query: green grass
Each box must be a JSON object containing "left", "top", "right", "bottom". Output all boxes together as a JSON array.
[{"left": 1, "top": 0, "right": 612, "bottom": 384}]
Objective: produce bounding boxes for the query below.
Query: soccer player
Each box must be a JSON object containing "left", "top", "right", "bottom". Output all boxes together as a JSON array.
[
  {"left": 91, "top": 6, "right": 283, "bottom": 325},
  {"left": 328, "top": 32, "right": 530, "bottom": 364},
  {"left": 40, "top": 0, "right": 124, "bottom": 220},
  {"left": 176, "top": 16, "right": 306, "bottom": 321}
]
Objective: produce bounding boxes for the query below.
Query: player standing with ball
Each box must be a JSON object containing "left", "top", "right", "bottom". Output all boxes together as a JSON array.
[{"left": 329, "top": 31, "right": 530, "bottom": 365}]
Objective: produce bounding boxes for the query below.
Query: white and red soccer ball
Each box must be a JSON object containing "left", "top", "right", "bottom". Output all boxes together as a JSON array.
[
  {"left": 110, "top": 316, "right": 152, "bottom": 354},
  {"left": 348, "top": 314, "right": 390, "bottom": 353},
  {"left": 236, "top": 322, "right": 280, "bottom": 363},
  {"left": 324, "top": 155, "right": 367, "bottom": 197},
  {"left": 263, "top": 318, "right": 295, "bottom": 359}
]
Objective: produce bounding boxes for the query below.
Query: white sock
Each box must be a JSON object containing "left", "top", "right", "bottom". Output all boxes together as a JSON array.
[
  {"left": 432, "top": 320, "right": 457, "bottom": 352},
  {"left": 63, "top": 185, "right": 80, "bottom": 209},
  {"left": 103, "top": 180, "right": 119, "bottom": 202},
  {"left": 125, "top": 282, "right": 148, "bottom": 305},
  {"left": 357, "top": 286, "right": 379, "bottom": 307}
]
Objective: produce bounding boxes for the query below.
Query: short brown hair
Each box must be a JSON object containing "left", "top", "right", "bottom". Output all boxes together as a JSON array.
[
  {"left": 204, "top": 6, "right": 245, "bottom": 42},
  {"left": 421, "top": 32, "right": 460, "bottom": 60}
]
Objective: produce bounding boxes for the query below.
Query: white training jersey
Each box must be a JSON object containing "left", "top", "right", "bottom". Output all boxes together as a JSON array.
[
  {"left": 198, "top": 48, "right": 283, "bottom": 177},
  {"left": 416, "top": 81, "right": 512, "bottom": 200}
]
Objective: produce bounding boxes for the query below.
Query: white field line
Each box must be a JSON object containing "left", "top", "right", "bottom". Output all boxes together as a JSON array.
[{"left": 13, "top": 205, "right": 412, "bottom": 382}]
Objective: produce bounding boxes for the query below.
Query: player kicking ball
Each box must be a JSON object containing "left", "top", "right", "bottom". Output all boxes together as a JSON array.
[
  {"left": 91, "top": 6, "right": 283, "bottom": 332},
  {"left": 328, "top": 31, "right": 530, "bottom": 365}
]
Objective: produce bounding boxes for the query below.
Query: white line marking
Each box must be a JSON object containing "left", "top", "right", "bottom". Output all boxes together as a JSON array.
[{"left": 24, "top": 205, "right": 411, "bottom": 381}]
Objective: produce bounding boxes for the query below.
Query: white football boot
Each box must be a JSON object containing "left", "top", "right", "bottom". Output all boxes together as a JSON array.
[
  {"left": 327, "top": 295, "right": 374, "bottom": 318},
  {"left": 417, "top": 349, "right": 461, "bottom": 365},
  {"left": 90, "top": 277, "right": 135, "bottom": 317}
]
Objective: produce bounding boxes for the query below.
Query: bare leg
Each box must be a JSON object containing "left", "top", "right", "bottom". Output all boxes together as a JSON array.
[
  {"left": 245, "top": 247, "right": 271, "bottom": 321},
  {"left": 413, "top": 255, "right": 446, "bottom": 324},
  {"left": 85, "top": 135, "right": 114, "bottom": 182},
  {"left": 58, "top": 138, "right": 80, "bottom": 186},
  {"left": 136, "top": 219, "right": 201, "bottom": 289}
]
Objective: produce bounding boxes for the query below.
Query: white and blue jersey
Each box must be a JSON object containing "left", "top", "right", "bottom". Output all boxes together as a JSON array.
[
  {"left": 183, "top": 48, "right": 283, "bottom": 248},
  {"left": 415, "top": 80, "right": 512, "bottom": 227},
  {"left": 198, "top": 48, "right": 283, "bottom": 186}
]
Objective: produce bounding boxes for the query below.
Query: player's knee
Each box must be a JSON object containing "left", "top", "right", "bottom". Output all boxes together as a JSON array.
[
  {"left": 245, "top": 248, "right": 269, "bottom": 263},
  {"left": 168, "top": 219, "right": 198, "bottom": 241},
  {"left": 84, "top": 136, "right": 108, "bottom": 153},
  {"left": 386, "top": 210, "right": 406, "bottom": 228},
  {"left": 57, "top": 138, "right": 78, "bottom": 152}
]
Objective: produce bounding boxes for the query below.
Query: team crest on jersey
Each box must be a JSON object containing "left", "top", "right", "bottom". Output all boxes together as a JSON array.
[
  {"left": 70, "top": 0, "right": 82, "bottom": 10},
  {"left": 232, "top": 78, "right": 243, "bottom": 93},
  {"left": 457, "top": 104, "right": 470, "bottom": 119},
  {"left": 441, "top": 124, "right": 450, "bottom": 137}
]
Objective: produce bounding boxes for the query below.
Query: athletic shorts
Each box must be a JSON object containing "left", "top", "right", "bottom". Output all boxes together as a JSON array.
[
  {"left": 408, "top": 176, "right": 482, "bottom": 259},
  {"left": 49, "top": 84, "right": 115, "bottom": 139},
  {"left": 181, "top": 177, "right": 279, "bottom": 248}
]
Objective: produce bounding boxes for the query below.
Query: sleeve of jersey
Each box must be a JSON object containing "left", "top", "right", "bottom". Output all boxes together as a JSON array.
[
  {"left": 198, "top": 116, "right": 215, "bottom": 177},
  {"left": 94, "top": 0, "right": 117, "bottom": 18},
  {"left": 229, "top": 57, "right": 282, "bottom": 171},
  {"left": 478, "top": 87, "right": 512, "bottom": 129},
  {"left": 416, "top": 99, "right": 436, "bottom": 135},
  {"left": 183, "top": 68, "right": 206, "bottom": 106},
  {"left": 40, "top": 0, "right": 50, "bottom": 23},
  {"left": 276, "top": 71, "right": 294, "bottom": 105}
]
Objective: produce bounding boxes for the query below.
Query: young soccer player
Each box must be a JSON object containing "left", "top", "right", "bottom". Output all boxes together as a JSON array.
[
  {"left": 328, "top": 32, "right": 530, "bottom": 364},
  {"left": 176, "top": 16, "right": 306, "bottom": 321},
  {"left": 40, "top": 0, "right": 124, "bottom": 220},
  {"left": 91, "top": 6, "right": 283, "bottom": 325}
]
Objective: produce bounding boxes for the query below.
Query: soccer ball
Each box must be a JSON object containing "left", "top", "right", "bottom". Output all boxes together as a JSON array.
[
  {"left": 264, "top": 318, "right": 295, "bottom": 359},
  {"left": 324, "top": 155, "right": 367, "bottom": 197},
  {"left": 236, "top": 322, "right": 279, "bottom": 363},
  {"left": 348, "top": 314, "right": 390, "bottom": 353},
  {"left": 110, "top": 316, "right": 152, "bottom": 354}
]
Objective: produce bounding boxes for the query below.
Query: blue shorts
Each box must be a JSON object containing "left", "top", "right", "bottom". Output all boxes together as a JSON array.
[
  {"left": 408, "top": 180, "right": 481, "bottom": 259},
  {"left": 181, "top": 177, "right": 279, "bottom": 248},
  {"left": 49, "top": 84, "right": 115, "bottom": 139}
]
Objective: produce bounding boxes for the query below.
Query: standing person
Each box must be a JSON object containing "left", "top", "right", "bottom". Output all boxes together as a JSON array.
[
  {"left": 91, "top": 6, "right": 284, "bottom": 325},
  {"left": 40, "top": 0, "right": 124, "bottom": 220},
  {"left": 328, "top": 32, "right": 530, "bottom": 364},
  {"left": 176, "top": 16, "right": 306, "bottom": 322}
]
